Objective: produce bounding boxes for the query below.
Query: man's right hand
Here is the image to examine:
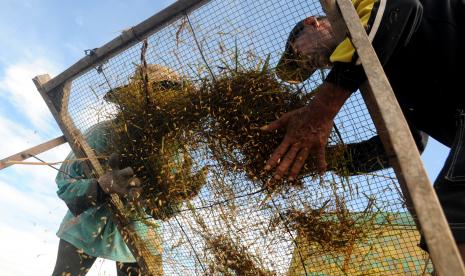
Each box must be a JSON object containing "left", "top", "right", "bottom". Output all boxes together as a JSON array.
[
  {"left": 98, "top": 153, "right": 142, "bottom": 201},
  {"left": 261, "top": 103, "right": 334, "bottom": 180},
  {"left": 261, "top": 82, "right": 352, "bottom": 180}
]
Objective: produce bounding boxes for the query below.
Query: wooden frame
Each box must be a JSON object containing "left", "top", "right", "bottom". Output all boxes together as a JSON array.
[
  {"left": 33, "top": 75, "right": 163, "bottom": 275},
  {"left": 32, "top": 1, "right": 211, "bottom": 274},
  {"left": 320, "top": 0, "right": 465, "bottom": 274}
]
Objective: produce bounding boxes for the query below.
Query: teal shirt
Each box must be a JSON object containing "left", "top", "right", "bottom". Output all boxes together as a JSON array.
[{"left": 56, "top": 122, "right": 150, "bottom": 262}]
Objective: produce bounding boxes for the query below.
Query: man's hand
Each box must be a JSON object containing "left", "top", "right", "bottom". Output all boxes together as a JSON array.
[
  {"left": 261, "top": 82, "right": 351, "bottom": 180},
  {"left": 261, "top": 105, "right": 333, "bottom": 180},
  {"left": 98, "top": 153, "right": 143, "bottom": 201}
]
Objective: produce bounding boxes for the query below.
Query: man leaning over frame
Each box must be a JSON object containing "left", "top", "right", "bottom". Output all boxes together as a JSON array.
[{"left": 262, "top": 0, "right": 465, "bottom": 265}]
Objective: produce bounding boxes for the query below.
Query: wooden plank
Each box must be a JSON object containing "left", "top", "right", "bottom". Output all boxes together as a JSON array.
[
  {"left": 0, "top": 135, "right": 67, "bottom": 170},
  {"left": 332, "top": 0, "right": 465, "bottom": 274},
  {"left": 41, "top": 0, "right": 212, "bottom": 94},
  {"left": 33, "top": 75, "right": 163, "bottom": 275},
  {"left": 320, "top": 0, "right": 419, "bottom": 227},
  {"left": 60, "top": 82, "right": 105, "bottom": 176},
  {"left": 360, "top": 83, "right": 418, "bottom": 224},
  {"left": 33, "top": 76, "right": 92, "bottom": 171}
]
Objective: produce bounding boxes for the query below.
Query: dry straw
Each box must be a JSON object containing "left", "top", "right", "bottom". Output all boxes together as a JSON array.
[
  {"left": 272, "top": 196, "right": 386, "bottom": 273},
  {"left": 204, "top": 234, "right": 276, "bottom": 276},
  {"left": 105, "top": 43, "right": 342, "bottom": 219},
  {"left": 101, "top": 38, "right": 392, "bottom": 274},
  {"left": 105, "top": 58, "right": 208, "bottom": 220},
  {"left": 196, "top": 59, "right": 310, "bottom": 193}
]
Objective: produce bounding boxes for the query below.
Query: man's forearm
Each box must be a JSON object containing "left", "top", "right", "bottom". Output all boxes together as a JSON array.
[{"left": 309, "top": 81, "right": 352, "bottom": 119}]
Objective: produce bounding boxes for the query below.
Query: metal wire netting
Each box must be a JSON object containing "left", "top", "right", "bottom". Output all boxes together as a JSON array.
[{"left": 60, "top": 0, "right": 432, "bottom": 275}]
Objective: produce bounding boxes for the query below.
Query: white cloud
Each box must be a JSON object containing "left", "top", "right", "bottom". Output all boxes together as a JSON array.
[
  {"left": 0, "top": 133, "right": 117, "bottom": 275},
  {"left": 0, "top": 56, "right": 119, "bottom": 274},
  {"left": 0, "top": 113, "right": 71, "bottom": 196},
  {"left": 0, "top": 179, "right": 61, "bottom": 224},
  {"left": 0, "top": 58, "right": 59, "bottom": 134},
  {"left": 0, "top": 115, "right": 43, "bottom": 157},
  {"left": 0, "top": 223, "right": 59, "bottom": 275},
  {"left": 0, "top": 221, "right": 117, "bottom": 276}
]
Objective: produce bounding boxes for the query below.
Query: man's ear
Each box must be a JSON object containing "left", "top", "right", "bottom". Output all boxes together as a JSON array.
[{"left": 303, "top": 16, "right": 320, "bottom": 28}]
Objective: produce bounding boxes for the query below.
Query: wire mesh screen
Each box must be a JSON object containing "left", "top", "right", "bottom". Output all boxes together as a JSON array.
[{"left": 58, "top": 0, "right": 433, "bottom": 274}]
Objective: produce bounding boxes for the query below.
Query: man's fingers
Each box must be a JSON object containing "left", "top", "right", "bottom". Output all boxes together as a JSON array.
[
  {"left": 314, "top": 146, "right": 328, "bottom": 175},
  {"left": 118, "top": 167, "right": 134, "bottom": 179},
  {"left": 288, "top": 147, "right": 310, "bottom": 180},
  {"left": 261, "top": 110, "right": 297, "bottom": 132},
  {"left": 274, "top": 144, "right": 301, "bottom": 179},
  {"left": 265, "top": 139, "right": 291, "bottom": 170},
  {"left": 108, "top": 153, "right": 121, "bottom": 170}
]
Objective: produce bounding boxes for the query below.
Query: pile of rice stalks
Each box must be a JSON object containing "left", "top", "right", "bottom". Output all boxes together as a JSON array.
[
  {"left": 272, "top": 198, "right": 381, "bottom": 259},
  {"left": 107, "top": 68, "right": 207, "bottom": 220},
  {"left": 196, "top": 64, "right": 320, "bottom": 193},
  {"left": 106, "top": 51, "right": 353, "bottom": 215},
  {"left": 204, "top": 234, "right": 275, "bottom": 276}
]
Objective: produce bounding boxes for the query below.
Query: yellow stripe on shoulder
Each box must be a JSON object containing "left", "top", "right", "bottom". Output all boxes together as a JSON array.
[{"left": 329, "top": 0, "right": 375, "bottom": 63}]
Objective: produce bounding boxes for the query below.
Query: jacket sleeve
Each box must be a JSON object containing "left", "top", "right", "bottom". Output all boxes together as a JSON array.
[
  {"left": 56, "top": 123, "right": 111, "bottom": 216},
  {"left": 328, "top": 126, "right": 428, "bottom": 175},
  {"left": 325, "top": 0, "right": 423, "bottom": 91}
]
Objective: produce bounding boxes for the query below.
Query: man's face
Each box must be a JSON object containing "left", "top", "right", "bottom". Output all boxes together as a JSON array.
[{"left": 291, "top": 17, "right": 337, "bottom": 71}]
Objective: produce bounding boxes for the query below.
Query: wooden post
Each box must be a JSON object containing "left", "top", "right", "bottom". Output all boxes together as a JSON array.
[
  {"left": 33, "top": 75, "right": 163, "bottom": 275},
  {"left": 321, "top": 0, "right": 419, "bottom": 228},
  {"left": 0, "top": 136, "right": 67, "bottom": 170},
  {"left": 321, "top": 0, "right": 465, "bottom": 274}
]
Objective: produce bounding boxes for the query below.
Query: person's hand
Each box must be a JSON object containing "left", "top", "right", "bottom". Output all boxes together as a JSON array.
[
  {"left": 98, "top": 153, "right": 142, "bottom": 201},
  {"left": 261, "top": 105, "right": 334, "bottom": 180},
  {"left": 261, "top": 82, "right": 351, "bottom": 180}
]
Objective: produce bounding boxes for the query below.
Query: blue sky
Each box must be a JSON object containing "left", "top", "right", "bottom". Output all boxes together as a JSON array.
[
  {"left": 0, "top": 1, "right": 450, "bottom": 275},
  {"left": 0, "top": 1, "right": 175, "bottom": 275}
]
